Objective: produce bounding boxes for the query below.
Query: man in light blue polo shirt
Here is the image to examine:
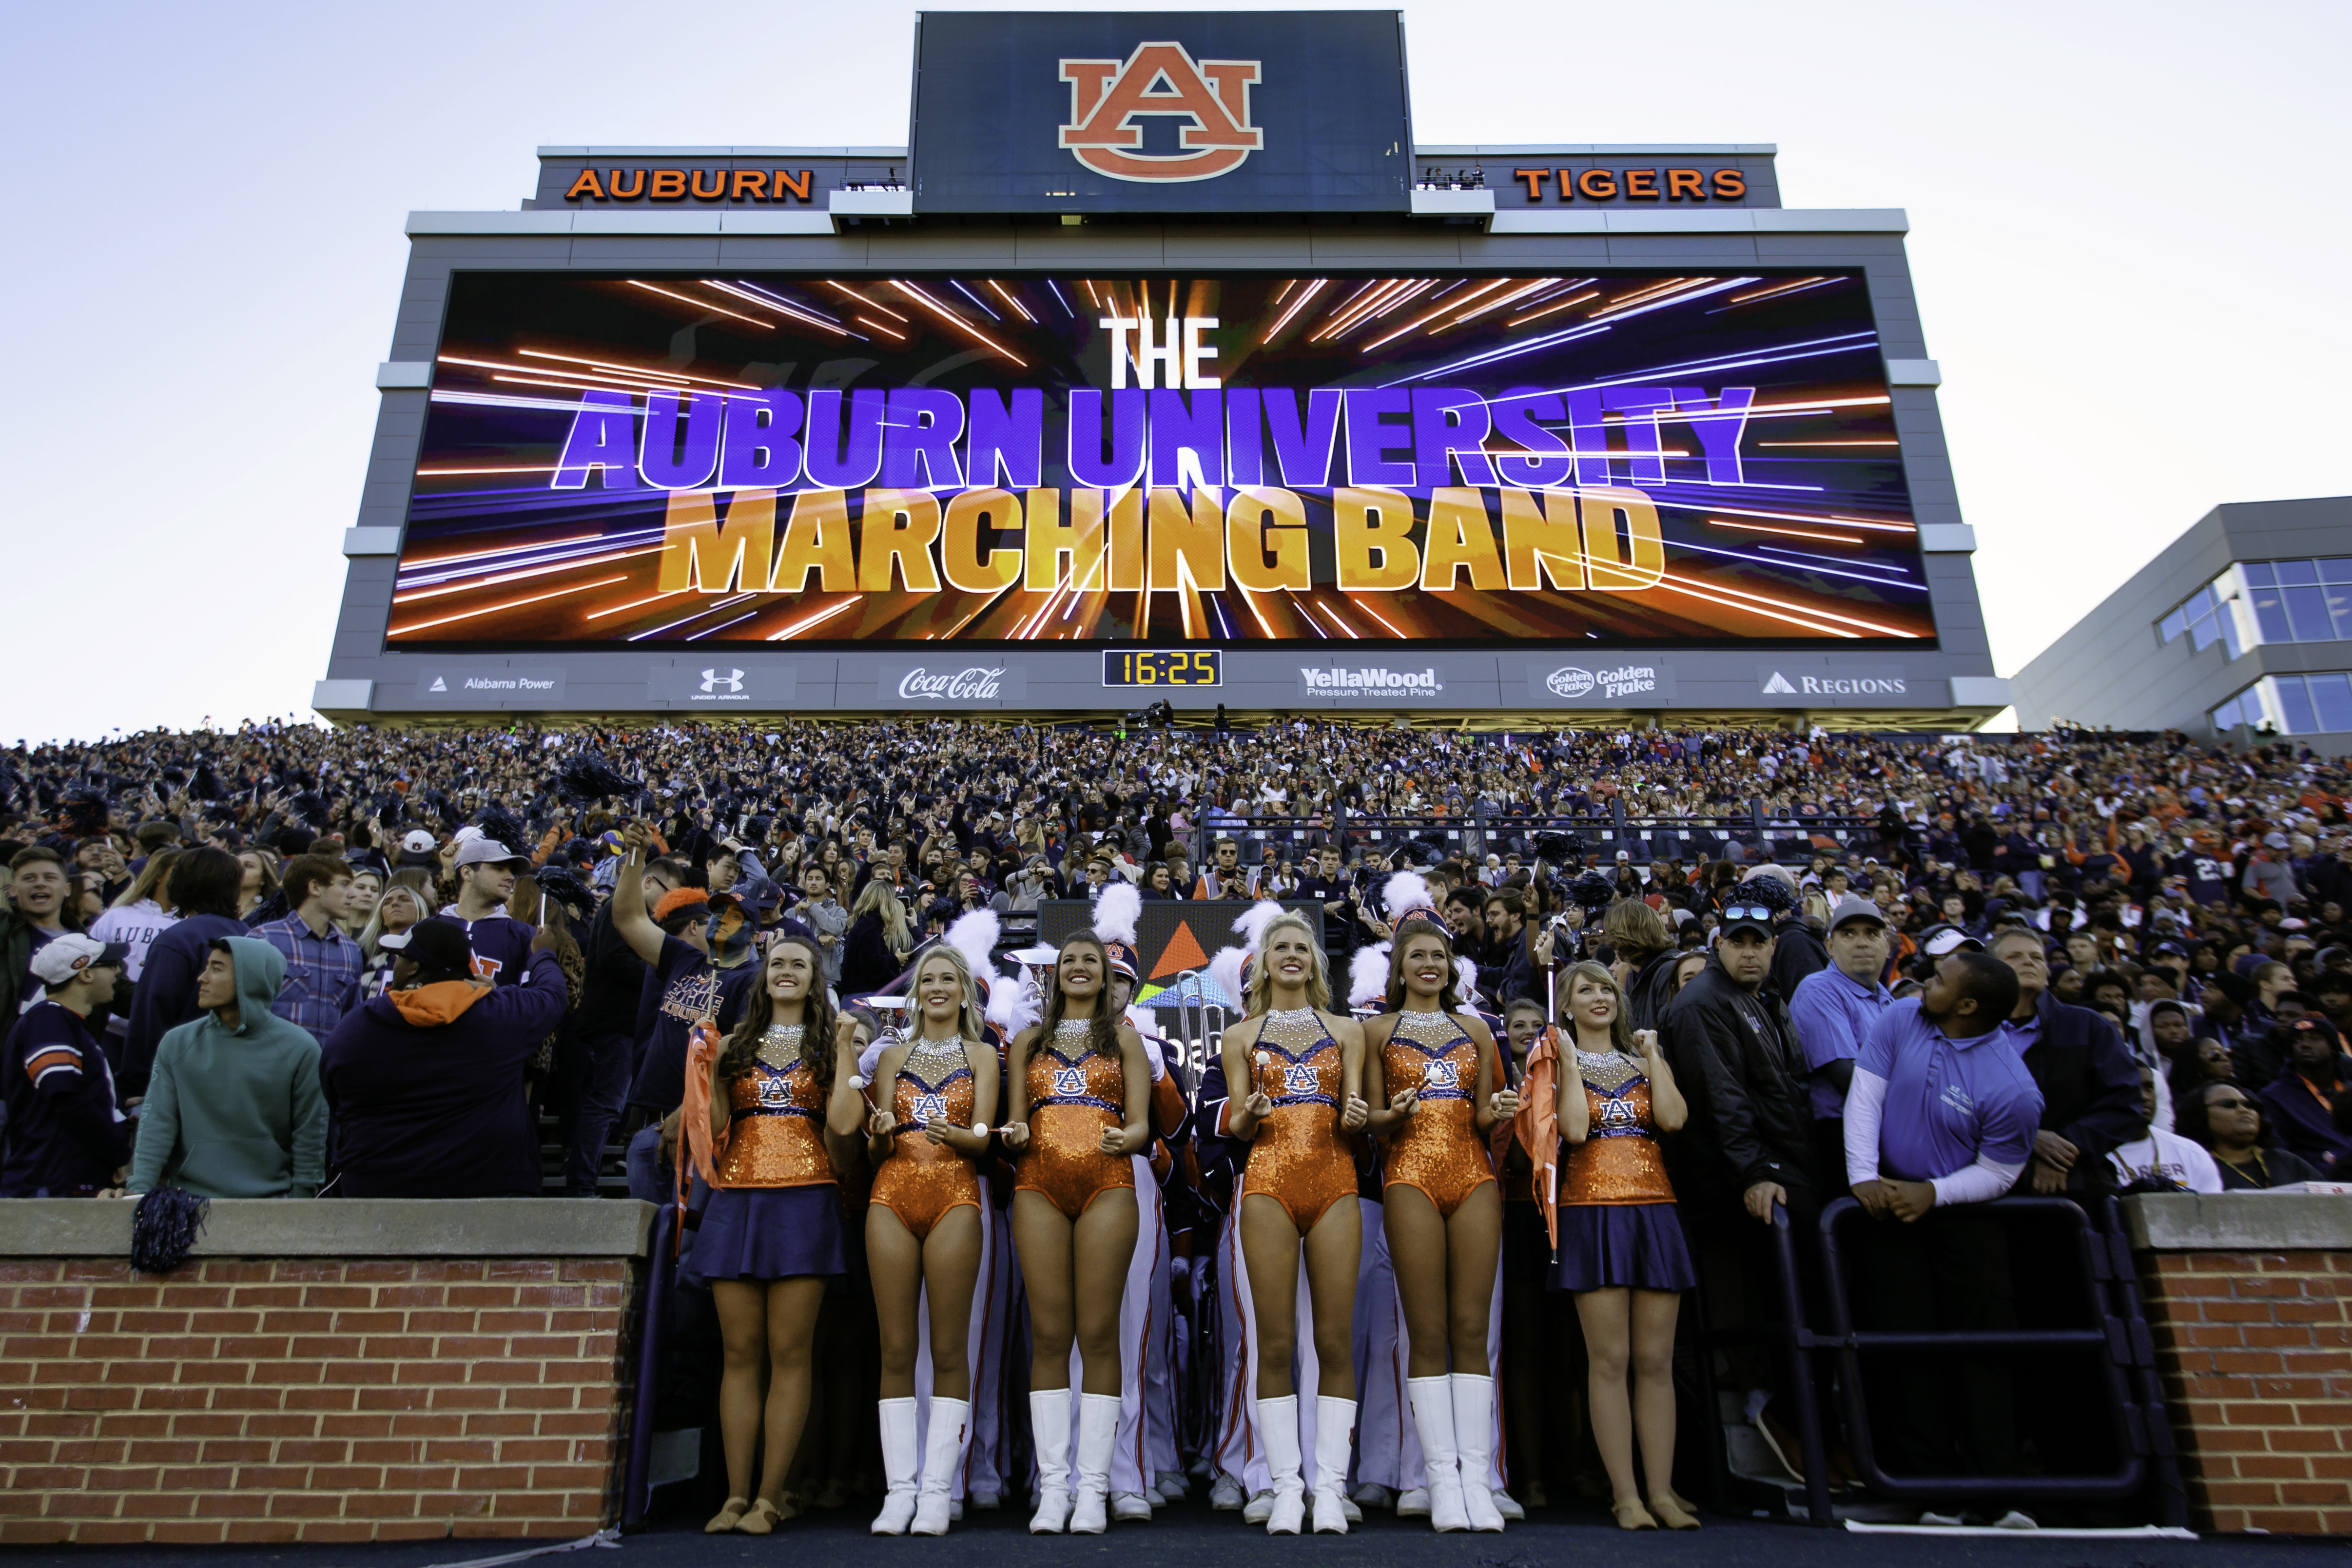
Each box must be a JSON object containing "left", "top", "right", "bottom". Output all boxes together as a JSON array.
[
  {"left": 1788, "top": 895, "right": 1894, "bottom": 1177},
  {"left": 1843, "top": 950, "right": 2043, "bottom": 1528}
]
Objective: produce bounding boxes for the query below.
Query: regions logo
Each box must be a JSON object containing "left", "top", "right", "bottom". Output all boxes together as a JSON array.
[
  {"left": 1762, "top": 671, "right": 1909, "bottom": 697},
  {"left": 899, "top": 667, "right": 1008, "bottom": 701},
  {"left": 1058, "top": 41, "right": 1263, "bottom": 183},
  {"left": 1300, "top": 666, "right": 1443, "bottom": 697}
]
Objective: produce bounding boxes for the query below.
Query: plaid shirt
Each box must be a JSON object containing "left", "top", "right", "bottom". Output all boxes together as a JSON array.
[{"left": 251, "top": 915, "right": 364, "bottom": 1042}]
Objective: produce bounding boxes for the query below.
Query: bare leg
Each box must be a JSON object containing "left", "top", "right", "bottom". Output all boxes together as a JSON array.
[
  {"left": 868, "top": 1205, "right": 926, "bottom": 1401},
  {"left": 923, "top": 1205, "right": 985, "bottom": 1403},
  {"left": 1302, "top": 1195, "right": 1362, "bottom": 1400},
  {"left": 1240, "top": 1193, "right": 1303, "bottom": 1399},
  {"left": 756, "top": 1277, "right": 831, "bottom": 1506},
  {"left": 1383, "top": 1185, "right": 1452, "bottom": 1379},
  {"left": 1574, "top": 1288, "right": 1638, "bottom": 1507},
  {"left": 1445, "top": 1183, "right": 1503, "bottom": 1371},
  {"left": 712, "top": 1279, "right": 771, "bottom": 1502},
  {"left": 1071, "top": 1188, "right": 1140, "bottom": 1396},
  {"left": 1012, "top": 1191, "right": 1077, "bottom": 1390},
  {"left": 1630, "top": 1289, "right": 1683, "bottom": 1503}
]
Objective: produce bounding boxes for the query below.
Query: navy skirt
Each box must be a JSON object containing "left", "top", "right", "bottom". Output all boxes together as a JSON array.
[
  {"left": 695, "top": 1184, "right": 848, "bottom": 1282},
  {"left": 1552, "top": 1201, "right": 1696, "bottom": 1293}
]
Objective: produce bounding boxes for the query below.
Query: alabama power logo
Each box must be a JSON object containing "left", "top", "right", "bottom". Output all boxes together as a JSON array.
[{"left": 1058, "top": 42, "right": 1263, "bottom": 183}]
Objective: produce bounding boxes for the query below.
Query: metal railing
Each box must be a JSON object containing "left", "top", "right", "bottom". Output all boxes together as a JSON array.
[{"left": 1188, "top": 803, "right": 1890, "bottom": 874}]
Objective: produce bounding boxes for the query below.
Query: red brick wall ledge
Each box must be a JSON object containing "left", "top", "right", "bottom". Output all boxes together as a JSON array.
[
  {"left": 2123, "top": 1191, "right": 2352, "bottom": 1536},
  {"left": 0, "top": 1198, "right": 655, "bottom": 1546}
]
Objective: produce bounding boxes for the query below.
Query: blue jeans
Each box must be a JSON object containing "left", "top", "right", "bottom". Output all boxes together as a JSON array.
[{"left": 559, "top": 1030, "right": 634, "bottom": 1196}]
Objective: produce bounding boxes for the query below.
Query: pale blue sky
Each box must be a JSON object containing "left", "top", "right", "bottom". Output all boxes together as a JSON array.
[{"left": 4, "top": 0, "right": 2345, "bottom": 742}]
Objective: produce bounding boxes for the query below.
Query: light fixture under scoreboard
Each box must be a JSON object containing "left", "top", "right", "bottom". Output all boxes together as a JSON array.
[{"left": 1104, "top": 650, "right": 1222, "bottom": 687}]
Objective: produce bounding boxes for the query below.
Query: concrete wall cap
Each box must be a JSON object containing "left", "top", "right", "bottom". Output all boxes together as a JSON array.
[
  {"left": 2123, "top": 1190, "right": 2352, "bottom": 1252},
  {"left": 0, "top": 1198, "right": 656, "bottom": 1258}
]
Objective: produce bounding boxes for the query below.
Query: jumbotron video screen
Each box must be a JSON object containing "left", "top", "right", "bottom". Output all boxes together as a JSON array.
[{"left": 390, "top": 271, "right": 1930, "bottom": 648}]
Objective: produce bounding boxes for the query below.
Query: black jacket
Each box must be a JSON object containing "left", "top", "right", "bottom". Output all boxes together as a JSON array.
[
  {"left": 2014, "top": 990, "right": 2145, "bottom": 1167},
  {"left": 1627, "top": 949, "right": 1685, "bottom": 1035},
  {"left": 1664, "top": 958, "right": 1820, "bottom": 1208},
  {"left": 1769, "top": 917, "right": 1829, "bottom": 1003}
]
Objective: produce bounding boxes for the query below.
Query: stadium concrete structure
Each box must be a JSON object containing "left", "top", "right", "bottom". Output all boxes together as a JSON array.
[
  {"left": 2013, "top": 495, "right": 2352, "bottom": 751},
  {"left": 312, "top": 10, "right": 2008, "bottom": 727}
]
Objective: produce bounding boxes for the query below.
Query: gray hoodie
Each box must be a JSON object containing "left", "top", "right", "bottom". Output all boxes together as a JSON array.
[{"left": 128, "top": 937, "right": 326, "bottom": 1197}]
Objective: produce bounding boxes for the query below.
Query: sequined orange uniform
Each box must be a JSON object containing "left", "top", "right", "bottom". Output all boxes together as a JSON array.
[
  {"left": 717, "top": 1056, "right": 836, "bottom": 1189},
  {"left": 1561, "top": 1055, "right": 1676, "bottom": 1206},
  {"left": 870, "top": 1038, "right": 985, "bottom": 1240},
  {"left": 1237, "top": 1008, "right": 1358, "bottom": 1231},
  {"left": 1380, "top": 1009, "right": 1496, "bottom": 1218},
  {"left": 1015, "top": 1018, "right": 1134, "bottom": 1220}
]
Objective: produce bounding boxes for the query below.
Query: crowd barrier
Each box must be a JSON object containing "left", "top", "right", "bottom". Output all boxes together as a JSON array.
[{"left": 1187, "top": 808, "right": 1890, "bottom": 876}]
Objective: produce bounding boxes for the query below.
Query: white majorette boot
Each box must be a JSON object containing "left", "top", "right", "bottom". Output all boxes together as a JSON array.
[
  {"left": 1452, "top": 1373, "right": 1505, "bottom": 1532},
  {"left": 1258, "top": 1394, "right": 1305, "bottom": 1535},
  {"left": 1029, "top": 1390, "right": 1072, "bottom": 1533},
  {"left": 1311, "top": 1396, "right": 1358, "bottom": 1534},
  {"left": 911, "top": 1397, "right": 968, "bottom": 1536},
  {"left": 1407, "top": 1375, "right": 1469, "bottom": 1532},
  {"left": 1069, "top": 1392, "right": 1120, "bottom": 1533},
  {"left": 873, "top": 1396, "right": 919, "bottom": 1535}
]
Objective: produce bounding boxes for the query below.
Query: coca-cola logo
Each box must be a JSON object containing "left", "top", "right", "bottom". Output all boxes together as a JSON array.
[{"left": 898, "top": 666, "right": 1008, "bottom": 701}]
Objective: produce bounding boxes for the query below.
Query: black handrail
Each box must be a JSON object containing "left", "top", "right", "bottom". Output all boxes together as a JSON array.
[
  {"left": 1684, "top": 1203, "right": 1836, "bottom": 1526},
  {"left": 1814, "top": 1195, "right": 2145, "bottom": 1503},
  {"left": 620, "top": 1200, "right": 678, "bottom": 1532}
]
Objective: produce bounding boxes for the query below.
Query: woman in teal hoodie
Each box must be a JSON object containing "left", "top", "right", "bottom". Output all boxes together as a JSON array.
[{"left": 126, "top": 937, "right": 327, "bottom": 1198}]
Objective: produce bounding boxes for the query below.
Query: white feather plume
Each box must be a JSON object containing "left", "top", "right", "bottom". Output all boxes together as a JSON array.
[
  {"left": 1382, "top": 871, "right": 1437, "bottom": 925},
  {"left": 1350, "top": 945, "right": 1391, "bottom": 1009},
  {"left": 1455, "top": 955, "right": 1480, "bottom": 1000},
  {"left": 1090, "top": 881, "right": 1142, "bottom": 947},
  {"left": 985, "top": 968, "right": 1040, "bottom": 1037},
  {"left": 1205, "top": 944, "right": 1252, "bottom": 1012},
  {"left": 943, "top": 909, "right": 1002, "bottom": 983},
  {"left": 1231, "top": 898, "right": 1284, "bottom": 951}
]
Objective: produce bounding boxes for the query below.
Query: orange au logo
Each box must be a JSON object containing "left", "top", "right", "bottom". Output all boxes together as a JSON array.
[{"left": 1058, "top": 41, "right": 1263, "bottom": 183}]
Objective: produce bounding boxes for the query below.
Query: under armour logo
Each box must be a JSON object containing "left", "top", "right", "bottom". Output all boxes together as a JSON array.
[
  {"left": 700, "top": 667, "right": 745, "bottom": 694},
  {"left": 1052, "top": 1066, "right": 1088, "bottom": 1097},
  {"left": 1058, "top": 41, "right": 1263, "bottom": 183}
]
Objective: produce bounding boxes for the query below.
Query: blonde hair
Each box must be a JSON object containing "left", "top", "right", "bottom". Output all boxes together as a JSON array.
[
  {"left": 1244, "top": 910, "right": 1332, "bottom": 1016},
  {"left": 906, "top": 943, "right": 990, "bottom": 1046},
  {"left": 853, "top": 876, "right": 912, "bottom": 949}
]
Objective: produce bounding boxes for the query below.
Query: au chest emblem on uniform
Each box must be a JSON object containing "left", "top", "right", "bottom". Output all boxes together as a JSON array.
[
  {"left": 756, "top": 1075, "right": 793, "bottom": 1108},
  {"left": 912, "top": 1091, "right": 948, "bottom": 1122},
  {"left": 1597, "top": 1096, "right": 1641, "bottom": 1131},
  {"left": 1283, "top": 1060, "right": 1319, "bottom": 1095},
  {"left": 1052, "top": 1065, "right": 1088, "bottom": 1098}
]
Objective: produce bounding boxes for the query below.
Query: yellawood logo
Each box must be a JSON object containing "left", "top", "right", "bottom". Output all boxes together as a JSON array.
[{"left": 1058, "top": 42, "right": 1263, "bottom": 183}]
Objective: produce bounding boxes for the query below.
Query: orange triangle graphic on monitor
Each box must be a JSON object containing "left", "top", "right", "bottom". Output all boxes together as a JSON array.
[{"left": 1152, "top": 919, "right": 1210, "bottom": 978}]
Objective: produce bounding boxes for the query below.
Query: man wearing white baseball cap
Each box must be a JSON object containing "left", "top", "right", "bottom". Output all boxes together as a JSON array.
[
  {"left": 2, "top": 935, "right": 132, "bottom": 1196},
  {"left": 438, "top": 838, "right": 538, "bottom": 985}
]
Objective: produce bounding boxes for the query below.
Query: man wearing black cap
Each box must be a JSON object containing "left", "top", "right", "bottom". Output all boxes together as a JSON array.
[
  {"left": 318, "top": 916, "right": 567, "bottom": 1198},
  {"left": 1665, "top": 900, "right": 1820, "bottom": 1225}
]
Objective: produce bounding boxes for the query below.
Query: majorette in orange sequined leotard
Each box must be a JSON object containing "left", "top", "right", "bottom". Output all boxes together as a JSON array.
[
  {"left": 716, "top": 1025, "right": 837, "bottom": 1189},
  {"left": 1561, "top": 1050, "right": 1677, "bottom": 1206},
  {"left": 1015, "top": 1018, "right": 1134, "bottom": 1220},
  {"left": 1237, "top": 1008, "right": 1358, "bottom": 1231},
  {"left": 1380, "top": 1009, "right": 1497, "bottom": 1218},
  {"left": 869, "top": 1035, "right": 985, "bottom": 1240}
]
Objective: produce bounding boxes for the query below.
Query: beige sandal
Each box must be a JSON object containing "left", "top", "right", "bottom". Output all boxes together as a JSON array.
[
  {"left": 1612, "top": 1498, "right": 1658, "bottom": 1530},
  {"left": 736, "top": 1497, "right": 786, "bottom": 1535},
  {"left": 1649, "top": 1493, "right": 1701, "bottom": 1530},
  {"left": 705, "top": 1496, "right": 750, "bottom": 1533}
]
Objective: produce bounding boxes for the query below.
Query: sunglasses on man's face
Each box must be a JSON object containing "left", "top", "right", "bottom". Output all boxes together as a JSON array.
[{"left": 1723, "top": 905, "right": 1773, "bottom": 924}]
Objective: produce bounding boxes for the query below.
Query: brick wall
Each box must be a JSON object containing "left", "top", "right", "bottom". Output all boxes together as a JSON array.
[
  {"left": 2138, "top": 1248, "right": 2352, "bottom": 1534},
  {"left": 0, "top": 1256, "right": 641, "bottom": 1545}
]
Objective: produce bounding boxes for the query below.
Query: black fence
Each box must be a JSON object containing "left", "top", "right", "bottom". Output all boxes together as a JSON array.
[{"left": 1187, "top": 803, "right": 1890, "bottom": 874}]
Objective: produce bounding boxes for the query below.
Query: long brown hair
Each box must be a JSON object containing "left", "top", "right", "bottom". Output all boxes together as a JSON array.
[
  {"left": 720, "top": 933, "right": 839, "bottom": 1087},
  {"left": 1039, "top": 932, "right": 1118, "bottom": 1059},
  {"left": 1386, "top": 916, "right": 1463, "bottom": 1013},
  {"left": 1562, "top": 960, "right": 1637, "bottom": 1054}
]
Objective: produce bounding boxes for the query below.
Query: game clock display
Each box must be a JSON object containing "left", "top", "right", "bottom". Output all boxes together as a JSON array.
[{"left": 1104, "top": 650, "right": 1222, "bottom": 687}]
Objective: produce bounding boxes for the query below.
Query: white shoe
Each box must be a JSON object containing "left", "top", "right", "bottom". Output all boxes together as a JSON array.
[
  {"left": 1028, "top": 1390, "right": 1072, "bottom": 1534},
  {"left": 949, "top": 1500, "right": 963, "bottom": 1522},
  {"left": 1069, "top": 1393, "right": 1119, "bottom": 1534},
  {"left": 1352, "top": 1482, "right": 1393, "bottom": 1510},
  {"left": 1155, "top": 1471, "right": 1188, "bottom": 1504},
  {"left": 1451, "top": 1374, "right": 1504, "bottom": 1532},
  {"left": 1111, "top": 1491, "right": 1155, "bottom": 1522},
  {"left": 1992, "top": 1510, "right": 2039, "bottom": 1530},
  {"left": 911, "top": 1396, "right": 967, "bottom": 1535},
  {"left": 968, "top": 1489, "right": 998, "bottom": 1510},
  {"left": 1396, "top": 1486, "right": 1430, "bottom": 1518},
  {"left": 1311, "top": 1395, "right": 1356, "bottom": 1533},
  {"left": 1407, "top": 1376, "right": 1468, "bottom": 1532},
  {"left": 872, "top": 1396, "right": 919, "bottom": 1535},
  {"left": 1211, "top": 1476, "right": 1245, "bottom": 1511},
  {"left": 1341, "top": 1495, "right": 1362, "bottom": 1523},
  {"left": 1493, "top": 1490, "right": 1524, "bottom": 1522},
  {"left": 1259, "top": 1394, "right": 1304, "bottom": 1535},
  {"left": 1241, "top": 1488, "right": 1273, "bottom": 1523},
  {"left": 1917, "top": 1510, "right": 1965, "bottom": 1528}
]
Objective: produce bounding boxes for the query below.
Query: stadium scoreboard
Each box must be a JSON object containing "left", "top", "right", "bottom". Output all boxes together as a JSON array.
[{"left": 317, "top": 10, "right": 2005, "bottom": 724}]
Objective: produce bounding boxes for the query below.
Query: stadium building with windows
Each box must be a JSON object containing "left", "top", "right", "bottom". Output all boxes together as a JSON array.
[{"left": 312, "top": 10, "right": 2006, "bottom": 728}]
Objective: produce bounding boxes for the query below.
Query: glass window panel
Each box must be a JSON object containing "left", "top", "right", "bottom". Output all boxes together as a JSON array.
[
  {"left": 2212, "top": 694, "right": 2241, "bottom": 730},
  {"left": 2241, "top": 561, "right": 2276, "bottom": 586},
  {"left": 2330, "top": 587, "right": 2352, "bottom": 641},
  {"left": 2219, "top": 607, "right": 2246, "bottom": 658},
  {"left": 2311, "top": 673, "right": 2352, "bottom": 733},
  {"left": 2276, "top": 676, "right": 2319, "bottom": 736},
  {"left": 2286, "top": 584, "right": 2333, "bottom": 641},
  {"left": 2158, "top": 608, "right": 2188, "bottom": 643},
  {"left": 2190, "top": 613, "right": 2222, "bottom": 651},
  {"left": 2251, "top": 586, "right": 2293, "bottom": 644},
  {"left": 2321, "top": 558, "right": 2352, "bottom": 583},
  {"left": 2275, "top": 559, "right": 2320, "bottom": 586},
  {"left": 2187, "top": 586, "right": 2216, "bottom": 619}
]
